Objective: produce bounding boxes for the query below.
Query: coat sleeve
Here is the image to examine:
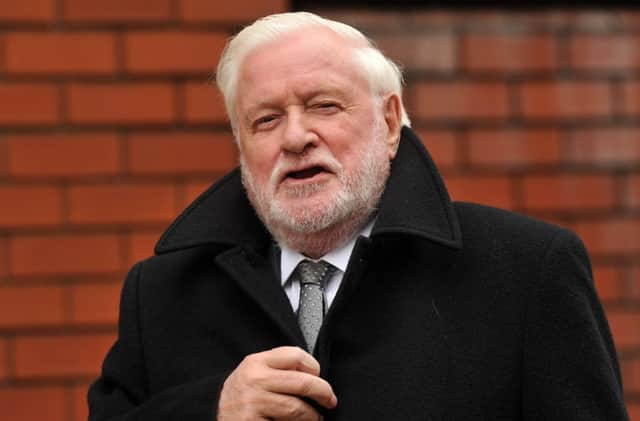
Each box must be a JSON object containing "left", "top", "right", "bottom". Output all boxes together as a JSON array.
[
  {"left": 521, "top": 229, "right": 629, "bottom": 420},
  {"left": 87, "top": 262, "right": 230, "bottom": 421}
]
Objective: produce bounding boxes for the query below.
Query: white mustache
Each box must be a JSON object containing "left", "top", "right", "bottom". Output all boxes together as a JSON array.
[{"left": 269, "top": 152, "right": 343, "bottom": 187}]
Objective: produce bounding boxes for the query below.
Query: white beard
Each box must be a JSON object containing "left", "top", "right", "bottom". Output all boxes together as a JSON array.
[{"left": 240, "top": 117, "right": 391, "bottom": 255}]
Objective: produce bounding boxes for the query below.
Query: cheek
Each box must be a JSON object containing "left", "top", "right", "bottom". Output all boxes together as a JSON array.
[
  {"left": 320, "top": 121, "right": 361, "bottom": 152},
  {"left": 241, "top": 147, "right": 279, "bottom": 183},
  {"left": 330, "top": 124, "right": 376, "bottom": 163}
]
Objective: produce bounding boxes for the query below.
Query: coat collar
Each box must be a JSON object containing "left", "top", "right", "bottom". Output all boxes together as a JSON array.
[{"left": 155, "top": 126, "right": 462, "bottom": 255}]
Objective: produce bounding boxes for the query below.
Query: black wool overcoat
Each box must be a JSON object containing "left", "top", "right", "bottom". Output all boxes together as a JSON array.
[{"left": 89, "top": 127, "right": 629, "bottom": 420}]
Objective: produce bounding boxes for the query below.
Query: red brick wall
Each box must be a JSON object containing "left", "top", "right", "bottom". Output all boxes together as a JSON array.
[{"left": 0, "top": 3, "right": 638, "bottom": 420}]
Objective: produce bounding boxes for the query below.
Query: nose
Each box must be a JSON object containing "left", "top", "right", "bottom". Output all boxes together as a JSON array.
[{"left": 281, "top": 111, "right": 317, "bottom": 154}]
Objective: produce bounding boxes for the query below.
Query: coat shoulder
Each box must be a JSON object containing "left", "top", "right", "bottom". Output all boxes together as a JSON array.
[
  {"left": 453, "top": 201, "right": 570, "bottom": 243},
  {"left": 451, "top": 201, "right": 588, "bottom": 276}
]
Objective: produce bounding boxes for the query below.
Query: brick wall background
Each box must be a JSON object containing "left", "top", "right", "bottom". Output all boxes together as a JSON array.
[{"left": 0, "top": 2, "right": 638, "bottom": 420}]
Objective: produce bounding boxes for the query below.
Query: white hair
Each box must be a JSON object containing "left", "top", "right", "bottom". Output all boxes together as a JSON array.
[{"left": 215, "top": 11, "right": 411, "bottom": 129}]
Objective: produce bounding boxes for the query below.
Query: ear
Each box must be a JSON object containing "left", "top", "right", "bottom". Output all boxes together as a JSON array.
[{"left": 381, "top": 93, "right": 402, "bottom": 160}]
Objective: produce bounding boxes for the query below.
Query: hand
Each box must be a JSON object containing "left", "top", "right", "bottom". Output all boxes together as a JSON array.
[{"left": 217, "top": 346, "right": 337, "bottom": 421}]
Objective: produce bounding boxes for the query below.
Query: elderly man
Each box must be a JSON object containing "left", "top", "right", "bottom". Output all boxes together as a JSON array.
[{"left": 88, "top": 12, "right": 629, "bottom": 421}]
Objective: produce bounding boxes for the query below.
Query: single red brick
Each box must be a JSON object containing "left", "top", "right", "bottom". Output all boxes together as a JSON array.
[
  {"left": 183, "top": 180, "right": 214, "bottom": 208},
  {"left": 183, "top": 82, "right": 229, "bottom": 123},
  {"left": 0, "top": 83, "right": 59, "bottom": 125},
  {"left": 8, "top": 133, "right": 120, "bottom": 177},
  {"left": 628, "top": 173, "right": 640, "bottom": 209},
  {"left": 374, "top": 33, "right": 455, "bottom": 71},
  {"left": 0, "top": 237, "right": 7, "bottom": 279},
  {"left": 0, "top": 387, "right": 66, "bottom": 421},
  {"left": 10, "top": 234, "right": 122, "bottom": 276},
  {"left": 0, "top": 135, "right": 5, "bottom": 163},
  {"left": 444, "top": 175, "right": 513, "bottom": 209},
  {"left": 63, "top": 0, "right": 171, "bottom": 22},
  {"left": 523, "top": 174, "right": 616, "bottom": 211},
  {"left": 69, "top": 283, "right": 121, "bottom": 324},
  {"left": 128, "top": 133, "right": 236, "bottom": 175},
  {"left": 623, "top": 81, "right": 640, "bottom": 116},
  {"left": 631, "top": 267, "right": 640, "bottom": 300},
  {"left": 414, "top": 129, "right": 458, "bottom": 168},
  {"left": 6, "top": 32, "right": 116, "bottom": 75},
  {"left": 0, "top": 34, "right": 5, "bottom": 74},
  {"left": 69, "top": 183, "right": 177, "bottom": 225},
  {"left": 125, "top": 31, "right": 226, "bottom": 74},
  {"left": 623, "top": 358, "right": 640, "bottom": 394},
  {"left": 567, "top": 128, "right": 640, "bottom": 167},
  {"left": 0, "top": 339, "right": 7, "bottom": 381},
  {"left": 68, "top": 83, "right": 175, "bottom": 125},
  {"left": 14, "top": 333, "right": 115, "bottom": 378},
  {"left": 410, "top": 82, "right": 510, "bottom": 120},
  {"left": 0, "top": 186, "right": 62, "bottom": 227},
  {"left": 569, "top": 35, "right": 640, "bottom": 70},
  {"left": 72, "top": 383, "right": 91, "bottom": 421},
  {"left": 180, "top": 0, "right": 287, "bottom": 22},
  {"left": 592, "top": 266, "right": 623, "bottom": 302},
  {"left": 0, "top": 0, "right": 55, "bottom": 22},
  {"left": 575, "top": 218, "right": 640, "bottom": 255},
  {"left": 607, "top": 311, "right": 640, "bottom": 350},
  {"left": 0, "top": 285, "right": 65, "bottom": 327},
  {"left": 126, "top": 231, "right": 162, "bottom": 266},
  {"left": 463, "top": 34, "right": 557, "bottom": 72},
  {"left": 520, "top": 81, "right": 612, "bottom": 119},
  {"left": 468, "top": 129, "right": 561, "bottom": 167}
]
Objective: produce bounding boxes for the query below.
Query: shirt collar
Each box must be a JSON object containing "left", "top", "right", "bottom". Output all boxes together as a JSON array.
[{"left": 280, "top": 219, "right": 375, "bottom": 286}]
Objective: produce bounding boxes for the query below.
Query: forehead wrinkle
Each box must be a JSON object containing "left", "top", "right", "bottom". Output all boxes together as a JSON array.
[
  {"left": 235, "top": 27, "right": 371, "bottom": 122},
  {"left": 241, "top": 70, "right": 354, "bottom": 114}
]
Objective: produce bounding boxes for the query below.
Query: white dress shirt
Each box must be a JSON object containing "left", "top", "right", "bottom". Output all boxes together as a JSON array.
[{"left": 279, "top": 220, "right": 374, "bottom": 313}]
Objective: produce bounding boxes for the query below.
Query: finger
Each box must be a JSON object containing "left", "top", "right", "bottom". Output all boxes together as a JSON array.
[
  {"left": 262, "top": 393, "right": 321, "bottom": 421},
  {"left": 266, "top": 370, "right": 337, "bottom": 409},
  {"left": 261, "top": 346, "right": 320, "bottom": 375}
]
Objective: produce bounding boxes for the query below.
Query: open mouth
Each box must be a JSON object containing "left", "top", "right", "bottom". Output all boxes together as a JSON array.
[{"left": 286, "top": 166, "right": 326, "bottom": 180}]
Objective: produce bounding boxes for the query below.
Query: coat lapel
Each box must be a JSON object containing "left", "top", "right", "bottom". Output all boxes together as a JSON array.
[{"left": 216, "top": 245, "right": 305, "bottom": 348}]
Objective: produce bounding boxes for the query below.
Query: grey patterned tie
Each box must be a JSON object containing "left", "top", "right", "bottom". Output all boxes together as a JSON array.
[{"left": 295, "top": 259, "right": 335, "bottom": 353}]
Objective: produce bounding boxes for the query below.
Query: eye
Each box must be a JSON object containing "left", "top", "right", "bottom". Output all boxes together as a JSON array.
[
  {"left": 311, "top": 101, "right": 341, "bottom": 114},
  {"left": 252, "top": 114, "right": 279, "bottom": 131}
]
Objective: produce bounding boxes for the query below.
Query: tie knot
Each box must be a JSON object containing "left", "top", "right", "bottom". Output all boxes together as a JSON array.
[{"left": 297, "top": 259, "right": 334, "bottom": 287}]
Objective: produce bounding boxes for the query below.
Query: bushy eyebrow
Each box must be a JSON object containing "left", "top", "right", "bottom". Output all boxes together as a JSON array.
[
  {"left": 244, "top": 101, "right": 279, "bottom": 120},
  {"left": 304, "top": 87, "right": 349, "bottom": 101}
]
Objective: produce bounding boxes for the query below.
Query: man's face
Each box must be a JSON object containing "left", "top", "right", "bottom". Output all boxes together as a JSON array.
[{"left": 234, "top": 27, "right": 400, "bottom": 241}]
